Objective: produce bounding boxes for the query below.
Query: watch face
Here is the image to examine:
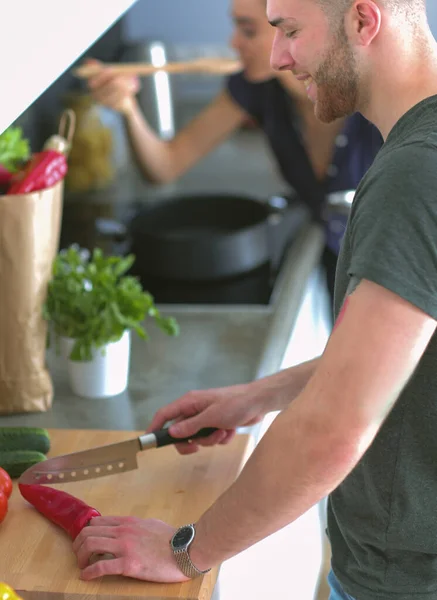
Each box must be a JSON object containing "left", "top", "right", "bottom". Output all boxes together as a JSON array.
[{"left": 172, "top": 525, "right": 195, "bottom": 549}]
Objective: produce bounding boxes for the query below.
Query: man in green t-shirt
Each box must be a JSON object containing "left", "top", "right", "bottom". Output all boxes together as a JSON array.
[{"left": 71, "top": 1, "right": 437, "bottom": 598}]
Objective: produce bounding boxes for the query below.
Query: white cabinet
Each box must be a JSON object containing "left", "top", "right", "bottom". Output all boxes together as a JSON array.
[{"left": 0, "top": 0, "right": 137, "bottom": 133}]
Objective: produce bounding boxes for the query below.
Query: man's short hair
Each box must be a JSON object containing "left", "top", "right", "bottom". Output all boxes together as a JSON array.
[{"left": 317, "top": 0, "right": 426, "bottom": 24}]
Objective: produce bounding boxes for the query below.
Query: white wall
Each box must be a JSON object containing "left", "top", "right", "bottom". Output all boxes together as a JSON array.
[
  {"left": 124, "top": 0, "right": 231, "bottom": 44},
  {"left": 125, "top": 0, "right": 437, "bottom": 44},
  {"left": 428, "top": 0, "right": 437, "bottom": 38},
  {"left": 1, "top": 0, "right": 136, "bottom": 134}
]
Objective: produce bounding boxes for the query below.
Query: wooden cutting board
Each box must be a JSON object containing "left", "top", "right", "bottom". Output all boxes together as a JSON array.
[{"left": 0, "top": 429, "right": 254, "bottom": 600}]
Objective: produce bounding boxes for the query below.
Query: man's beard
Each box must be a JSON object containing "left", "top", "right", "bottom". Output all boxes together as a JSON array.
[{"left": 313, "top": 25, "right": 360, "bottom": 123}]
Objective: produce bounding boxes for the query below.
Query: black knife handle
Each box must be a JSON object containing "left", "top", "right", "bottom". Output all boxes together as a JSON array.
[{"left": 154, "top": 427, "right": 219, "bottom": 447}]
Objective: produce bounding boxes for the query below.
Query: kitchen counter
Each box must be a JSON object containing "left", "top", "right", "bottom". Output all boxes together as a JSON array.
[
  {"left": 0, "top": 108, "right": 328, "bottom": 600},
  {"left": 0, "top": 222, "right": 327, "bottom": 600},
  {"left": 0, "top": 222, "right": 324, "bottom": 431}
]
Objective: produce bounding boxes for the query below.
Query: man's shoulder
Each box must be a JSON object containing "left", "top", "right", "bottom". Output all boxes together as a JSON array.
[
  {"left": 361, "top": 135, "right": 437, "bottom": 192},
  {"left": 350, "top": 136, "right": 437, "bottom": 226}
]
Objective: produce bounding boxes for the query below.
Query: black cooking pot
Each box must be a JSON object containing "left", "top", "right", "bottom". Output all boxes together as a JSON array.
[{"left": 95, "top": 193, "right": 305, "bottom": 282}]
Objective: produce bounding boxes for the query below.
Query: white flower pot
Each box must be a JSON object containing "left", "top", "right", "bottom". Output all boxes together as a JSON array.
[
  {"left": 59, "top": 336, "right": 73, "bottom": 361},
  {"left": 62, "top": 331, "right": 131, "bottom": 399}
]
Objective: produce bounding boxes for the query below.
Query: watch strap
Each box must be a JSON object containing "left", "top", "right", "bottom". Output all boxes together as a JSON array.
[{"left": 171, "top": 524, "right": 211, "bottom": 579}]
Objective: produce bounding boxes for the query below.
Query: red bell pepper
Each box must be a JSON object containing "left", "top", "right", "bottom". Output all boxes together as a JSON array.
[
  {"left": 19, "top": 483, "right": 100, "bottom": 540},
  {"left": 7, "top": 150, "right": 67, "bottom": 195}
]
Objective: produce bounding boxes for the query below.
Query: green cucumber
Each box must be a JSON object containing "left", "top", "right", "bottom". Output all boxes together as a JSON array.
[
  {"left": 0, "top": 450, "right": 47, "bottom": 479},
  {"left": 0, "top": 427, "right": 51, "bottom": 454}
]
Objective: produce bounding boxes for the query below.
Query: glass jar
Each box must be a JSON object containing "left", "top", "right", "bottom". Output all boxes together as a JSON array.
[{"left": 63, "top": 93, "right": 114, "bottom": 193}]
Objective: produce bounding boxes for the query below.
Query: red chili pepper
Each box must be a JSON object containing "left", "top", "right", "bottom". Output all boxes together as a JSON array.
[
  {"left": 7, "top": 150, "right": 67, "bottom": 195},
  {"left": 19, "top": 483, "right": 100, "bottom": 540}
]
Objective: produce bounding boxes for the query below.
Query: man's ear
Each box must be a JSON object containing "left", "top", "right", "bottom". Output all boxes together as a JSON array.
[{"left": 346, "top": 0, "right": 382, "bottom": 47}]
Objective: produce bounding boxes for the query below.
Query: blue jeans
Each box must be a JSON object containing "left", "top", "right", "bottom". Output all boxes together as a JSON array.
[{"left": 328, "top": 570, "right": 356, "bottom": 600}]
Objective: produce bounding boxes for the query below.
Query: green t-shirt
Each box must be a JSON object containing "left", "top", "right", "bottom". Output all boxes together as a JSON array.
[{"left": 329, "top": 95, "right": 437, "bottom": 600}]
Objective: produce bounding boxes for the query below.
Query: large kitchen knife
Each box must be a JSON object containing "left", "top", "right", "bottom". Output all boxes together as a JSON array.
[{"left": 18, "top": 427, "right": 218, "bottom": 485}]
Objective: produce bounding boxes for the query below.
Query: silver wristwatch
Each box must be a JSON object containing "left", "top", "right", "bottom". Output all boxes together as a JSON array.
[{"left": 170, "top": 524, "right": 211, "bottom": 579}]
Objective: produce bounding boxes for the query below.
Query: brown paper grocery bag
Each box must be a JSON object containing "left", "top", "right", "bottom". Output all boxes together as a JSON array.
[{"left": 0, "top": 181, "right": 64, "bottom": 413}]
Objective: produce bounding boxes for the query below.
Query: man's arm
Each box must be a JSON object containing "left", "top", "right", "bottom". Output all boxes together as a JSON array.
[
  {"left": 249, "top": 357, "right": 320, "bottom": 412},
  {"left": 190, "top": 279, "right": 436, "bottom": 569},
  {"left": 143, "top": 357, "right": 321, "bottom": 456}
]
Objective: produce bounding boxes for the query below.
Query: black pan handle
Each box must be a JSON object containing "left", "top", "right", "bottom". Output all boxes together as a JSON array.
[
  {"left": 154, "top": 427, "right": 219, "bottom": 447},
  {"left": 267, "top": 195, "right": 289, "bottom": 214},
  {"left": 95, "top": 217, "right": 128, "bottom": 242}
]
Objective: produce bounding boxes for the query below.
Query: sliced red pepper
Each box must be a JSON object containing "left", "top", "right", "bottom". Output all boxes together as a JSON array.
[
  {"left": 19, "top": 483, "right": 100, "bottom": 540},
  {"left": 7, "top": 150, "right": 67, "bottom": 195}
]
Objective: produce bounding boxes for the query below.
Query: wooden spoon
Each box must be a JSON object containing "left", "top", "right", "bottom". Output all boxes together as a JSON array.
[{"left": 74, "top": 57, "right": 241, "bottom": 79}]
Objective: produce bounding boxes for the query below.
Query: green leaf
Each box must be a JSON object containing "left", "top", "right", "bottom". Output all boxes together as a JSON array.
[
  {"left": 0, "top": 127, "right": 30, "bottom": 172},
  {"left": 113, "top": 254, "right": 135, "bottom": 277},
  {"left": 43, "top": 245, "right": 179, "bottom": 362}
]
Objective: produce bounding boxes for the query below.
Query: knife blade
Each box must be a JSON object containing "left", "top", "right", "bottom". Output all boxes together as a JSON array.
[{"left": 18, "top": 427, "right": 218, "bottom": 485}]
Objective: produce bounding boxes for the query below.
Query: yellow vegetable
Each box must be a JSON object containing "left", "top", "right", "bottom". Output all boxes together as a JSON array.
[
  {"left": 62, "top": 93, "right": 115, "bottom": 193},
  {"left": 0, "top": 583, "right": 22, "bottom": 600}
]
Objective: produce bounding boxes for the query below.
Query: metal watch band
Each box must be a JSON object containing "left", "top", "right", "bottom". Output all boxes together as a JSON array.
[
  {"left": 171, "top": 523, "right": 211, "bottom": 579},
  {"left": 173, "top": 547, "right": 211, "bottom": 579}
]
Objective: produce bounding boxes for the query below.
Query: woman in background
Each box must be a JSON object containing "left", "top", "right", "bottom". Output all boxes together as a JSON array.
[{"left": 87, "top": 0, "right": 383, "bottom": 309}]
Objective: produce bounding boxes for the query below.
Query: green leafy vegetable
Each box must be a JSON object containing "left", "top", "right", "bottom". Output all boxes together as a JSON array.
[
  {"left": 43, "top": 245, "right": 179, "bottom": 362},
  {"left": 0, "top": 127, "right": 30, "bottom": 172}
]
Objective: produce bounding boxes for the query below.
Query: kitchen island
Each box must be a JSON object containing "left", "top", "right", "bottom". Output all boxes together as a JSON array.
[
  {"left": 0, "top": 115, "right": 330, "bottom": 599},
  {"left": 0, "top": 222, "right": 328, "bottom": 600}
]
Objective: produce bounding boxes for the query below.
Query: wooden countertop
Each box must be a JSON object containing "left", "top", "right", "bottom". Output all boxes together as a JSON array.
[{"left": 1, "top": 429, "right": 254, "bottom": 600}]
